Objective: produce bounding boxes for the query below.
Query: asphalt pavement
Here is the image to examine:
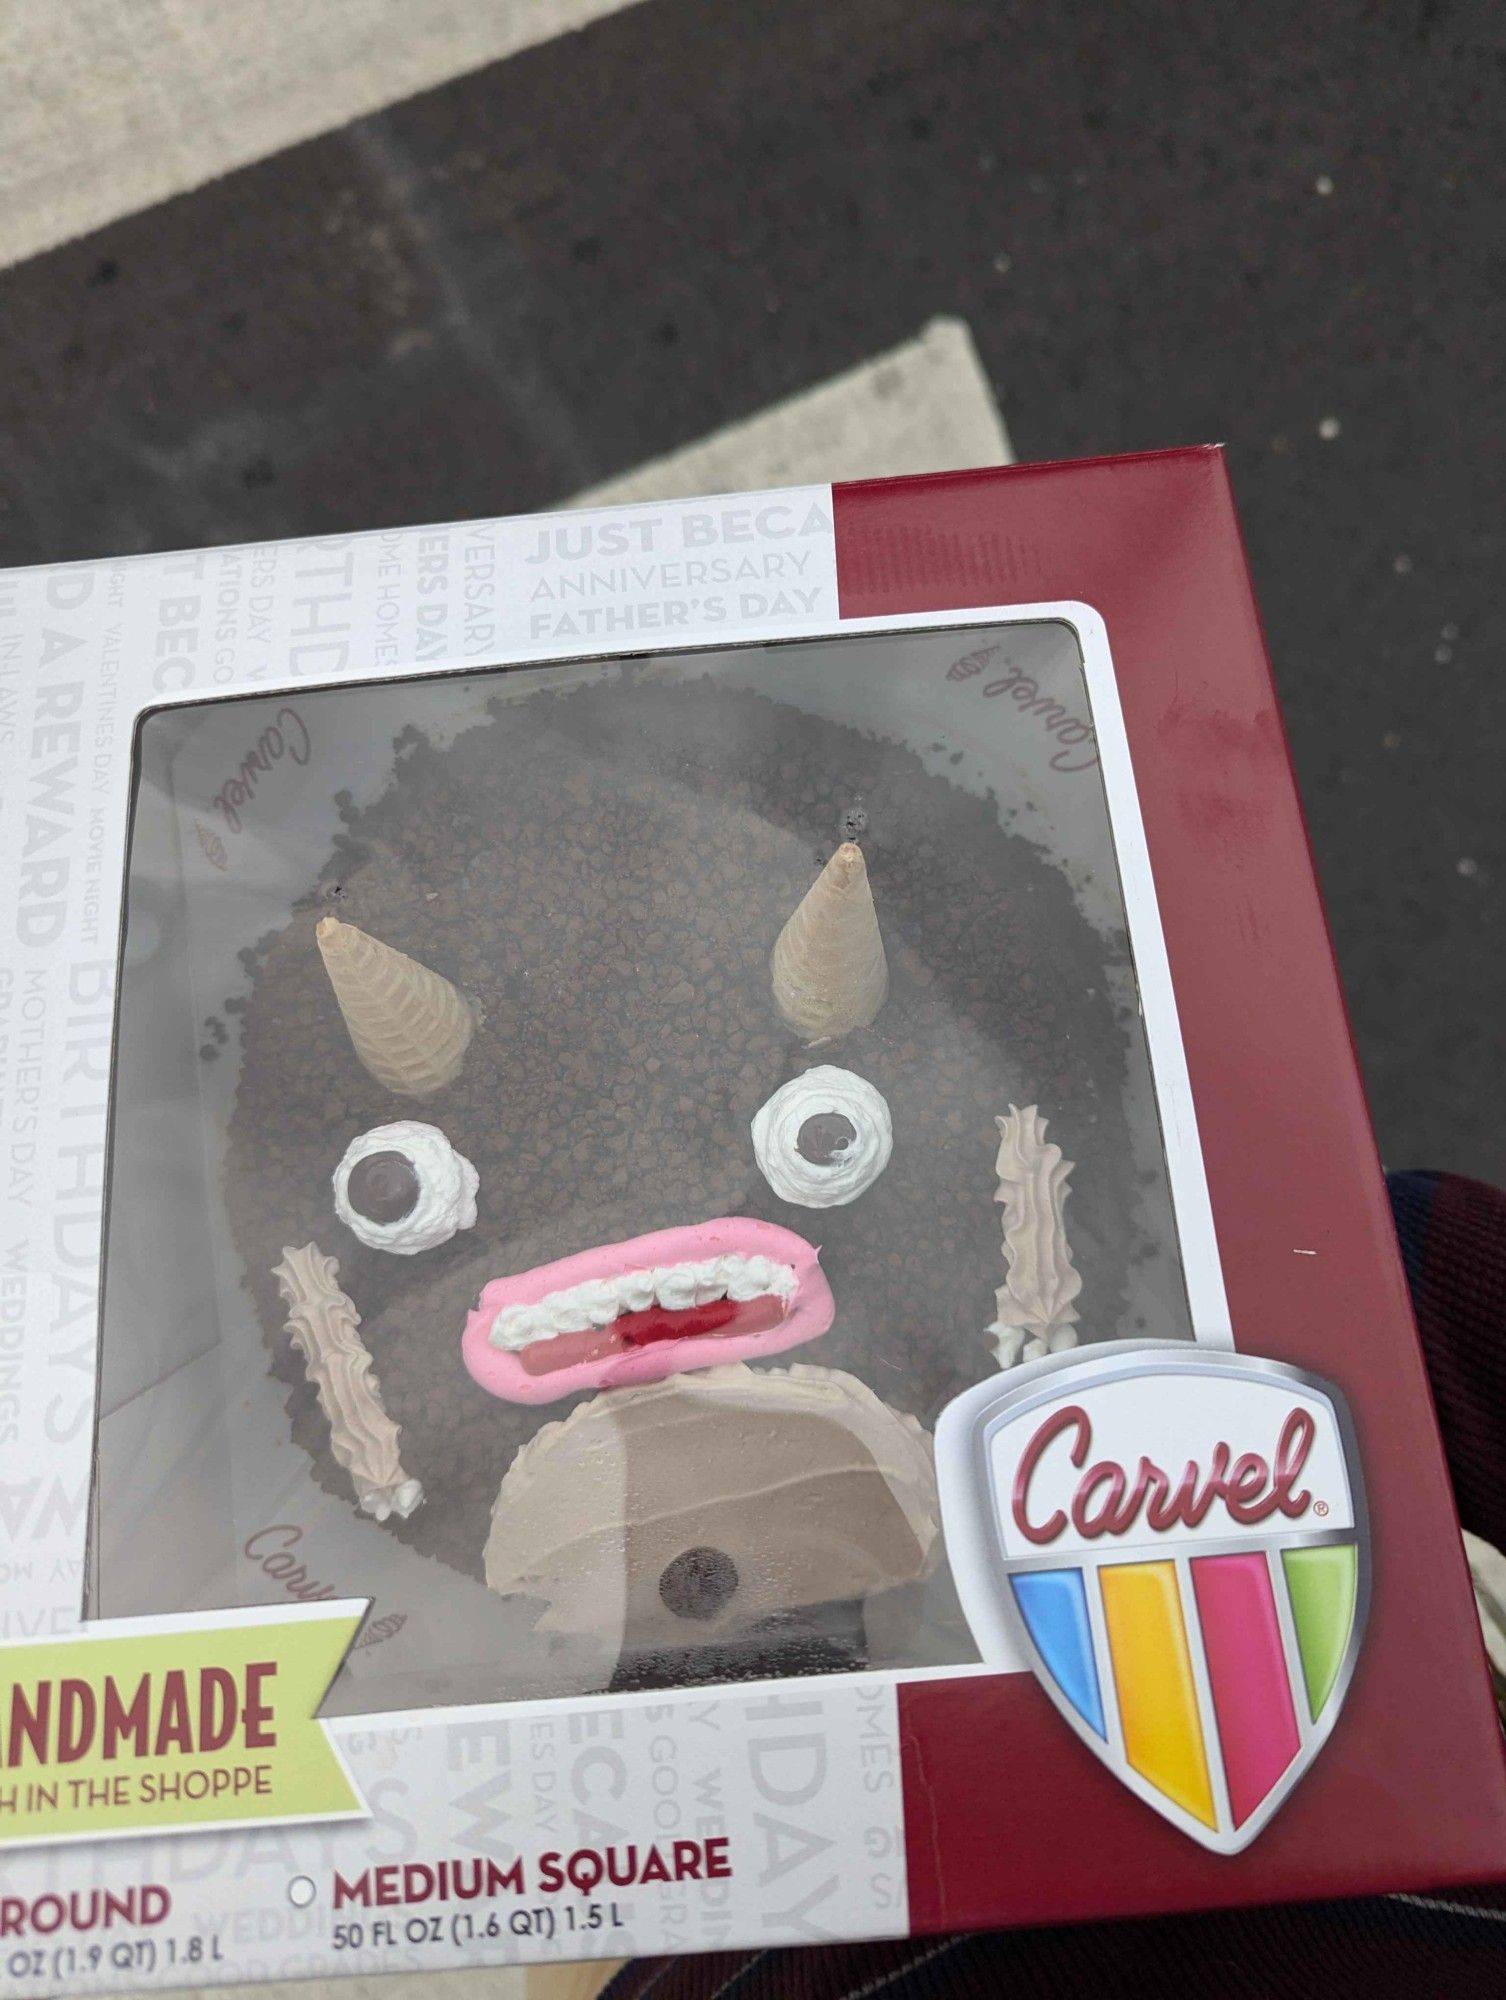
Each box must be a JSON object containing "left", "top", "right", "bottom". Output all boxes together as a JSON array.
[{"left": 1, "top": 0, "right": 1501, "bottom": 1179}]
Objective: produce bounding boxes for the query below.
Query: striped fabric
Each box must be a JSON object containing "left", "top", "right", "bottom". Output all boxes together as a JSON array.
[{"left": 1391, "top": 1172, "right": 1506, "bottom": 1558}]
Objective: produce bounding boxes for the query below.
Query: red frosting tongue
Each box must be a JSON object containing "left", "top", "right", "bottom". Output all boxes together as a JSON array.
[
  {"left": 514, "top": 1292, "right": 787, "bottom": 1375},
  {"left": 617, "top": 1296, "right": 742, "bottom": 1347}
]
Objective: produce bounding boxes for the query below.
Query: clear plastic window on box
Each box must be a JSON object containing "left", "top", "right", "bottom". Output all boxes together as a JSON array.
[{"left": 92, "top": 621, "right": 1194, "bottom": 1714}]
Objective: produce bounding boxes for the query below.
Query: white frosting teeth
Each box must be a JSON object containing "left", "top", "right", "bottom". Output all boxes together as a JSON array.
[
  {"left": 656, "top": 1267, "right": 697, "bottom": 1312},
  {"left": 575, "top": 1278, "right": 620, "bottom": 1327},
  {"left": 620, "top": 1269, "right": 657, "bottom": 1313},
  {"left": 726, "top": 1260, "right": 780, "bottom": 1301},
  {"left": 488, "top": 1253, "right": 797, "bottom": 1353}
]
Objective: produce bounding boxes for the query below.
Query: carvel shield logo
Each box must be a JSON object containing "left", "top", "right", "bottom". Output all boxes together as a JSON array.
[{"left": 936, "top": 1342, "right": 1368, "bottom": 1854}]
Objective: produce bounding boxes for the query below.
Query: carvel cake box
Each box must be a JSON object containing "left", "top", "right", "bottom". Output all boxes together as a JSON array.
[{"left": 0, "top": 450, "right": 1503, "bottom": 1991}]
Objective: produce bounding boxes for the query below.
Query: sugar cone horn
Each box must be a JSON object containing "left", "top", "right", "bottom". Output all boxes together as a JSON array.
[
  {"left": 770, "top": 841, "right": 888, "bottom": 1043},
  {"left": 316, "top": 916, "right": 473, "bottom": 1096}
]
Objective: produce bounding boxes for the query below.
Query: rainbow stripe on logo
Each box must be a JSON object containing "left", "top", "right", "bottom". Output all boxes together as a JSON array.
[
  {"left": 936, "top": 1341, "right": 1368, "bottom": 1854},
  {"left": 1013, "top": 1543, "right": 1358, "bottom": 1834}
]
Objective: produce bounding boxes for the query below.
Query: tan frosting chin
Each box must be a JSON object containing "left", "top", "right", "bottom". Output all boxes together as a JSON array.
[{"left": 484, "top": 1363, "right": 940, "bottom": 1666}]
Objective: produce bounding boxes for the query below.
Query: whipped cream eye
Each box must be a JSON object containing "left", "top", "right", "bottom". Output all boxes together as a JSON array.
[
  {"left": 333, "top": 1120, "right": 479, "bottom": 1254},
  {"left": 752, "top": 1066, "right": 892, "bottom": 1208}
]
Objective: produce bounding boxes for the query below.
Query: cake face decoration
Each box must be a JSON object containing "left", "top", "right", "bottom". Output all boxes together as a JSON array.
[
  {"left": 333, "top": 1120, "right": 479, "bottom": 1254},
  {"left": 316, "top": 914, "right": 475, "bottom": 1096},
  {"left": 985, "top": 1104, "right": 1083, "bottom": 1368},
  {"left": 483, "top": 1362, "right": 940, "bottom": 1667},
  {"left": 770, "top": 840, "right": 889, "bottom": 1043},
  {"left": 220, "top": 673, "right": 1187, "bottom": 1681},
  {"left": 462, "top": 1218, "right": 835, "bottom": 1404},
  {"left": 273, "top": 1241, "right": 424, "bottom": 1521},
  {"left": 751, "top": 1065, "right": 893, "bottom": 1207},
  {"left": 346, "top": 1151, "right": 421, "bottom": 1225}
]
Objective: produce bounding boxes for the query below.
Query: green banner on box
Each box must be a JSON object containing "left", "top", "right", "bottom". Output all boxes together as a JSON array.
[{"left": 0, "top": 1607, "right": 365, "bottom": 1847}]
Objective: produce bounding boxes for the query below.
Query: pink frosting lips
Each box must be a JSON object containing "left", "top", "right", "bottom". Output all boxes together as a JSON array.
[{"left": 462, "top": 1217, "right": 834, "bottom": 1405}]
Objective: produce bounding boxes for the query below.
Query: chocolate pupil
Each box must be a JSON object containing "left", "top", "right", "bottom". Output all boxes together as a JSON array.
[
  {"left": 659, "top": 1547, "right": 740, "bottom": 1621},
  {"left": 347, "top": 1150, "right": 421, "bottom": 1225},
  {"left": 796, "top": 1111, "right": 857, "bottom": 1167}
]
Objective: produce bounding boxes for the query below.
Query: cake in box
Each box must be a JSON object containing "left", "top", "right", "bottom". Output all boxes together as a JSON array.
[
  {"left": 95, "top": 625, "right": 1191, "bottom": 1708},
  {"left": 8, "top": 460, "right": 1505, "bottom": 1977}
]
